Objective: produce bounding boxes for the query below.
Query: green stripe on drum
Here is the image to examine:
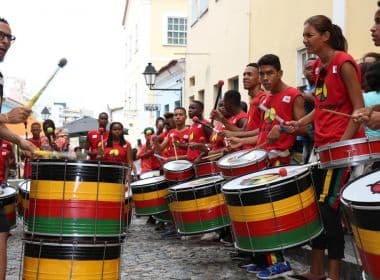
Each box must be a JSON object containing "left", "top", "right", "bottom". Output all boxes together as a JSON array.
[
  {"left": 176, "top": 215, "right": 230, "bottom": 234},
  {"left": 27, "top": 217, "right": 124, "bottom": 236},
  {"left": 134, "top": 205, "right": 169, "bottom": 216},
  {"left": 234, "top": 219, "right": 322, "bottom": 252}
]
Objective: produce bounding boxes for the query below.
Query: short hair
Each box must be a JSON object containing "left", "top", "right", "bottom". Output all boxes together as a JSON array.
[
  {"left": 363, "top": 52, "right": 380, "bottom": 62},
  {"left": 246, "top": 63, "right": 259, "bottom": 69},
  {"left": 31, "top": 122, "right": 41, "bottom": 128},
  {"left": 224, "top": 90, "right": 241, "bottom": 107},
  {"left": 191, "top": 100, "right": 204, "bottom": 111},
  {"left": 164, "top": 112, "right": 174, "bottom": 119},
  {"left": 366, "top": 61, "right": 380, "bottom": 92},
  {"left": 98, "top": 112, "right": 108, "bottom": 119},
  {"left": 258, "top": 54, "right": 281, "bottom": 71},
  {"left": 174, "top": 107, "right": 186, "bottom": 114},
  {"left": 0, "top": 18, "right": 9, "bottom": 25},
  {"left": 155, "top": 117, "right": 165, "bottom": 126}
]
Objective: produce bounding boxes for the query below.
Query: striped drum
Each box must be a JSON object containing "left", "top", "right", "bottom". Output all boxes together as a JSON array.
[
  {"left": 222, "top": 165, "right": 323, "bottom": 252},
  {"left": 17, "top": 180, "right": 30, "bottom": 220},
  {"left": 0, "top": 186, "right": 16, "bottom": 229},
  {"left": 168, "top": 175, "right": 229, "bottom": 235},
  {"left": 28, "top": 160, "right": 127, "bottom": 237},
  {"left": 131, "top": 176, "right": 169, "bottom": 216},
  {"left": 341, "top": 169, "right": 380, "bottom": 280},
  {"left": 124, "top": 190, "right": 132, "bottom": 231}
]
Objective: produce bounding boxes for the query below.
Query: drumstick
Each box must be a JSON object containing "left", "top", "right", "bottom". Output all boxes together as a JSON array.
[
  {"left": 236, "top": 141, "right": 267, "bottom": 159},
  {"left": 33, "top": 150, "right": 78, "bottom": 159},
  {"left": 99, "top": 127, "right": 105, "bottom": 152},
  {"left": 154, "top": 153, "right": 168, "bottom": 161},
  {"left": 211, "top": 80, "right": 224, "bottom": 127},
  {"left": 201, "top": 152, "right": 223, "bottom": 161},
  {"left": 321, "top": 109, "right": 352, "bottom": 118},
  {"left": 258, "top": 103, "right": 285, "bottom": 124},
  {"left": 171, "top": 135, "right": 178, "bottom": 160},
  {"left": 192, "top": 116, "right": 221, "bottom": 134}
]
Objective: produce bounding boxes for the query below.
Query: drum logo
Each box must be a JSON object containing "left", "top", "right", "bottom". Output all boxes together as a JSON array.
[
  {"left": 264, "top": 108, "right": 276, "bottom": 124},
  {"left": 240, "top": 174, "right": 279, "bottom": 186},
  {"left": 368, "top": 181, "right": 380, "bottom": 194},
  {"left": 315, "top": 82, "right": 327, "bottom": 102}
]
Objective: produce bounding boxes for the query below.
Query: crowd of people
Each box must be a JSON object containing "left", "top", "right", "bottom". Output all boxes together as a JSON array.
[{"left": 0, "top": 2, "right": 378, "bottom": 280}]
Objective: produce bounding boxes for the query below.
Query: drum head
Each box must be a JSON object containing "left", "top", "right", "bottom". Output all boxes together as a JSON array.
[
  {"left": 19, "top": 180, "right": 31, "bottom": 192},
  {"left": 222, "top": 165, "right": 308, "bottom": 192},
  {"left": 163, "top": 160, "right": 192, "bottom": 171},
  {"left": 140, "top": 170, "right": 160, "bottom": 179},
  {"left": 170, "top": 175, "right": 224, "bottom": 191},
  {"left": 341, "top": 169, "right": 380, "bottom": 206},
  {"left": 130, "top": 176, "right": 166, "bottom": 187},
  {"left": 0, "top": 186, "right": 16, "bottom": 198},
  {"left": 217, "top": 149, "right": 267, "bottom": 168}
]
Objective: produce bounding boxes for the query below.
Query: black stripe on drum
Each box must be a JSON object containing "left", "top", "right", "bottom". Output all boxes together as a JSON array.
[
  {"left": 169, "top": 183, "right": 223, "bottom": 201},
  {"left": 18, "top": 190, "right": 29, "bottom": 200},
  {"left": 31, "top": 161, "right": 126, "bottom": 183},
  {"left": 0, "top": 196, "right": 16, "bottom": 207},
  {"left": 24, "top": 242, "right": 121, "bottom": 260},
  {"left": 224, "top": 175, "right": 312, "bottom": 206},
  {"left": 344, "top": 207, "right": 380, "bottom": 231},
  {"left": 131, "top": 182, "right": 169, "bottom": 194}
]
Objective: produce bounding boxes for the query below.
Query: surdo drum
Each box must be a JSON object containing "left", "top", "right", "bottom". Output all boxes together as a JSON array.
[
  {"left": 316, "top": 137, "right": 380, "bottom": 169},
  {"left": 163, "top": 160, "right": 194, "bottom": 182},
  {"left": 168, "top": 175, "right": 229, "bottom": 235},
  {"left": 217, "top": 149, "right": 267, "bottom": 179},
  {"left": 222, "top": 165, "right": 323, "bottom": 252},
  {"left": 341, "top": 169, "right": 380, "bottom": 280}
]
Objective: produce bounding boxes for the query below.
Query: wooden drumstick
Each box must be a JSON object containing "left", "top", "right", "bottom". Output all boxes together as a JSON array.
[
  {"left": 321, "top": 109, "right": 352, "bottom": 118},
  {"left": 154, "top": 153, "right": 168, "bottom": 161},
  {"left": 171, "top": 135, "right": 178, "bottom": 160},
  {"left": 201, "top": 152, "right": 223, "bottom": 161},
  {"left": 192, "top": 116, "right": 221, "bottom": 134},
  {"left": 258, "top": 103, "right": 285, "bottom": 124},
  {"left": 236, "top": 141, "right": 267, "bottom": 159}
]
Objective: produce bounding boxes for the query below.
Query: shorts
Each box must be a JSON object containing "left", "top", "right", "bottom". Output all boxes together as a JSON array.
[{"left": 0, "top": 207, "right": 9, "bottom": 233}]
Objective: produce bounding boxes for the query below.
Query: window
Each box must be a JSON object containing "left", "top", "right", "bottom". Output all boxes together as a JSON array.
[
  {"left": 191, "top": 0, "right": 209, "bottom": 25},
  {"left": 296, "top": 48, "right": 316, "bottom": 87},
  {"left": 198, "top": 90, "right": 204, "bottom": 103},
  {"left": 174, "top": 100, "right": 181, "bottom": 108},
  {"left": 228, "top": 76, "right": 239, "bottom": 91},
  {"left": 189, "top": 76, "right": 195, "bottom": 86},
  {"left": 164, "top": 104, "right": 169, "bottom": 113},
  {"left": 167, "top": 17, "right": 187, "bottom": 45}
]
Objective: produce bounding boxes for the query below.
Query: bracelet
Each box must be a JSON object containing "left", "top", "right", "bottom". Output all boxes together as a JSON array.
[{"left": 279, "top": 125, "right": 286, "bottom": 134}]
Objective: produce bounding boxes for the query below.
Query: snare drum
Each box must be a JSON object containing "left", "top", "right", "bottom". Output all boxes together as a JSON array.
[
  {"left": 316, "top": 137, "right": 380, "bottom": 169},
  {"left": 140, "top": 170, "right": 161, "bottom": 179},
  {"left": 168, "top": 175, "right": 229, "bottom": 235},
  {"left": 28, "top": 160, "right": 127, "bottom": 237},
  {"left": 0, "top": 186, "right": 16, "bottom": 229},
  {"left": 341, "top": 169, "right": 380, "bottom": 280},
  {"left": 194, "top": 161, "right": 220, "bottom": 177},
  {"left": 217, "top": 149, "right": 267, "bottom": 179},
  {"left": 163, "top": 160, "right": 194, "bottom": 182},
  {"left": 222, "top": 165, "right": 323, "bottom": 252},
  {"left": 130, "top": 176, "right": 169, "bottom": 216},
  {"left": 17, "top": 180, "right": 30, "bottom": 220}
]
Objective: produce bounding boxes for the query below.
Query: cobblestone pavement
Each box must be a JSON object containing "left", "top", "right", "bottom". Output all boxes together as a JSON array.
[{"left": 6, "top": 216, "right": 362, "bottom": 279}]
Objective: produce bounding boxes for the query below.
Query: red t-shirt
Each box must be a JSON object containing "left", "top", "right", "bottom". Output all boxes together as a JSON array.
[
  {"left": 257, "top": 87, "right": 301, "bottom": 151},
  {"left": 87, "top": 129, "right": 109, "bottom": 160},
  {"left": 103, "top": 141, "right": 131, "bottom": 164},
  {"left": 165, "top": 128, "right": 190, "bottom": 157},
  {"left": 187, "top": 119, "right": 210, "bottom": 162},
  {"left": 24, "top": 138, "right": 42, "bottom": 179},
  {"left": 137, "top": 144, "right": 160, "bottom": 173},
  {"left": 313, "top": 51, "right": 365, "bottom": 147},
  {"left": 0, "top": 140, "right": 12, "bottom": 183},
  {"left": 246, "top": 91, "right": 268, "bottom": 131}
]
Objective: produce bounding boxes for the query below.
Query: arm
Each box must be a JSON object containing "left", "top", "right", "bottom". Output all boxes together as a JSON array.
[{"left": 223, "top": 128, "right": 259, "bottom": 138}]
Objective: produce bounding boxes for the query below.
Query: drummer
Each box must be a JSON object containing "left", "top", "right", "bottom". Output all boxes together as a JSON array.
[
  {"left": 23, "top": 122, "right": 42, "bottom": 179},
  {"left": 137, "top": 127, "right": 161, "bottom": 174},
  {"left": 0, "top": 140, "right": 15, "bottom": 185},
  {"left": 85, "top": 112, "right": 109, "bottom": 160},
  {"left": 287, "top": 15, "right": 365, "bottom": 280}
]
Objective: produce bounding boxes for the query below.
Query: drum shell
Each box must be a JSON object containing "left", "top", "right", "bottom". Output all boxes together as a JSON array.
[
  {"left": 340, "top": 170, "right": 380, "bottom": 279},
  {"left": 152, "top": 210, "right": 172, "bottom": 223},
  {"left": 0, "top": 186, "right": 16, "bottom": 229},
  {"left": 124, "top": 193, "right": 132, "bottom": 231},
  {"left": 163, "top": 160, "right": 194, "bottom": 182},
  {"left": 131, "top": 177, "right": 169, "bottom": 216},
  {"left": 28, "top": 160, "right": 126, "bottom": 237},
  {"left": 194, "top": 161, "right": 220, "bottom": 178},
  {"left": 218, "top": 160, "right": 267, "bottom": 179},
  {"left": 316, "top": 137, "right": 380, "bottom": 169},
  {"left": 17, "top": 180, "right": 30, "bottom": 220},
  {"left": 22, "top": 238, "right": 121, "bottom": 280},
  {"left": 168, "top": 177, "right": 230, "bottom": 235},
  {"left": 223, "top": 166, "right": 323, "bottom": 252}
]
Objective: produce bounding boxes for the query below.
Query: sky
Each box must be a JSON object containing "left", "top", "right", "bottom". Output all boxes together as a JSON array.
[{"left": 1, "top": 0, "right": 126, "bottom": 117}]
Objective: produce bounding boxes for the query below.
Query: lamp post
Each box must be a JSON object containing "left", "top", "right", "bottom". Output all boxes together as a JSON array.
[
  {"left": 142, "top": 62, "right": 183, "bottom": 106},
  {"left": 41, "top": 106, "right": 51, "bottom": 120}
]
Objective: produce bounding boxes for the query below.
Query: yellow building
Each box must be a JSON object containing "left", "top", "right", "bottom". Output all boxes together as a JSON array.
[
  {"left": 185, "top": 0, "right": 378, "bottom": 113},
  {"left": 122, "top": 0, "right": 188, "bottom": 145}
]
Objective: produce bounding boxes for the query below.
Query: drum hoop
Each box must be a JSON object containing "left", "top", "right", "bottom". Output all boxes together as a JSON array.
[
  {"left": 169, "top": 175, "right": 224, "bottom": 191},
  {"left": 131, "top": 179, "right": 167, "bottom": 188},
  {"left": 163, "top": 166, "right": 193, "bottom": 173},
  {"left": 169, "top": 180, "right": 224, "bottom": 193},
  {"left": 217, "top": 149, "right": 267, "bottom": 169},
  {"left": 0, "top": 186, "right": 16, "bottom": 198},
  {"left": 23, "top": 240, "right": 121, "bottom": 247},
  {"left": 341, "top": 199, "right": 380, "bottom": 210},
  {"left": 31, "top": 161, "right": 129, "bottom": 170},
  {"left": 222, "top": 168, "right": 310, "bottom": 193},
  {"left": 316, "top": 136, "right": 380, "bottom": 152},
  {"left": 319, "top": 155, "right": 379, "bottom": 169}
]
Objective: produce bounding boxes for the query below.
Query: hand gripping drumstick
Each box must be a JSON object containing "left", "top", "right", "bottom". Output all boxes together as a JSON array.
[
  {"left": 192, "top": 116, "right": 221, "bottom": 134},
  {"left": 171, "top": 134, "right": 178, "bottom": 160},
  {"left": 26, "top": 58, "right": 68, "bottom": 109},
  {"left": 321, "top": 108, "right": 352, "bottom": 118}
]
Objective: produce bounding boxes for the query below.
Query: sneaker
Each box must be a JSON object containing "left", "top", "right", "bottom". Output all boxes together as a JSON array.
[
  {"left": 256, "top": 261, "right": 293, "bottom": 279},
  {"left": 246, "top": 263, "right": 265, "bottom": 274},
  {"left": 200, "top": 232, "right": 220, "bottom": 241}
]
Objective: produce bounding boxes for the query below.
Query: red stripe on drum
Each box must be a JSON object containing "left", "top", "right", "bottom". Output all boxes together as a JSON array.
[
  {"left": 358, "top": 246, "right": 380, "bottom": 279},
  {"left": 133, "top": 197, "right": 167, "bottom": 208},
  {"left": 171, "top": 204, "right": 228, "bottom": 223}
]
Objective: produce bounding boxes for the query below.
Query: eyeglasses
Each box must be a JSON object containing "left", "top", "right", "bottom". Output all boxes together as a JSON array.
[{"left": 0, "top": 30, "right": 16, "bottom": 42}]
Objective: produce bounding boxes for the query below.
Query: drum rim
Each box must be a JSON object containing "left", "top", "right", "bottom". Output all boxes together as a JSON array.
[
  {"left": 168, "top": 175, "right": 224, "bottom": 191},
  {"left": 217, "top": 149, "right": 267, "bottom": 168},
  {"left": 222, "top": 166, "right": 309, "bottom": 193},
  {"left": 319, "top": 154, "right": 380, "bottom": 169},
  {"left": 23, "top": 240, "right": 121, "bottom": 247},
  {"left": 163, "top": 160, "right": 193, "bottom": 171},
  {"left": 341, "top": 168, "right": 380, "bottom": 208},
  {"left": 31, "top": 160, "right": 128, "bottom": 170},
  {"left": 316, "top": 136, "right": 380, "bottom": 152},
  {"left": 130, "top": 176, "right": 166, "bottom": 187},
  {"left": 0, "top": 186, "right": 16, "bottom": 197}
]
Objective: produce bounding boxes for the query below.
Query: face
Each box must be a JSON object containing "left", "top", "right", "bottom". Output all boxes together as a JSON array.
[
  {"left": 174, "top": 109, "right": 186, "bottom": 126},
  {"left": 218, "top": 100, "right": 230, "bottom": 118},
  {"left": 188, "top": 102, "right": 201, "bottom": 118},
  {"left": 0, "top": 22, "right": 13, "bottom": 62},
  {"left": 111, "top": 123, "right": 123, "bottom": 138},
  {"left": 156, "top": 120, "right": 164, "bottom": 131},
  {"left": 303, "top": 60, "right": 316, "bottom": 83},
  {"left": 243, "top": 66, "right": 260, "bottom": 93},
  {"left": 371, "top": 9, "right": 380, "bottom": 46},
  {"left": 31, "top": 124, "right": 41, "bottom": 138},
  {"left": 303, "top": 23, "right": 328, "bottom": 54},
  {"left": 259, "top": 65, "right": 282, "bottom": 92},
  {"left": 98, "top": 113, "right": 108, "bottom": 128}
]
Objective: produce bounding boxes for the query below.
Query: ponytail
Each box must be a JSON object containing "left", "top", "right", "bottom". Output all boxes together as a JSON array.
[{"left": 330, "top": 24, "right": 347, "bottom": 52}]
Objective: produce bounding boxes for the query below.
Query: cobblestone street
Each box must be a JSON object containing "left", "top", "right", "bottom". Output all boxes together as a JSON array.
[{"left": 6, "top": 215, "right": 362, "bottom": 279}]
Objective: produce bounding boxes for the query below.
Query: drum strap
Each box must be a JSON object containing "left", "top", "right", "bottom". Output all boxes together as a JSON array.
[{"left": 319, "top": 169, "right": 333, "bottom": 203}]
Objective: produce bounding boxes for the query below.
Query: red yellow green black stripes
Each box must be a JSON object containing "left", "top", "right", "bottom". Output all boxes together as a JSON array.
[{"left": 133, "top": 188, "right": 169, "bottom": 215}]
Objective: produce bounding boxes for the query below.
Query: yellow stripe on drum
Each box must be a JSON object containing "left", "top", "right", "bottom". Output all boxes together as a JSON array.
[
  {"left": 23, "top": 257, "right": 120, "bottom": 280},
  {"left": 3, "top": 204, "right": 15, "bottom": 215},
  {"left": 169, "top": 193, "right": 226, "bottom": 212},
  {"left": 30, "top": 180, "right": 124, "bottom": 202},
  {"left": 352, "top": 226, "right": 380, "bottom": 255},
  {"left": 133, "top": 188, "right": 169, "bottom": 201},
  {"left": 227, "top": 186, "right": 315, "bottom": 222}
]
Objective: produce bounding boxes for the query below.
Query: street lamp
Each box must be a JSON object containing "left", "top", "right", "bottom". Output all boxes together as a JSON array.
[
  {"left": 142, "top": 62, "right": 183, "bottom": 105},
  {"left": 41, "top": 106, "right": 51, "bottom": 120}
]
